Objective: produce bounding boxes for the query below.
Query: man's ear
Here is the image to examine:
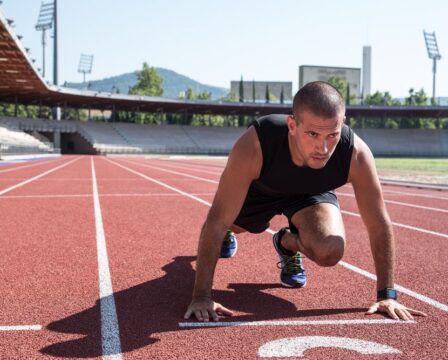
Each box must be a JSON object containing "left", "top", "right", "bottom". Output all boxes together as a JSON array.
[{"left": 287, "top": 115, "right": 296, "bottom": 133}]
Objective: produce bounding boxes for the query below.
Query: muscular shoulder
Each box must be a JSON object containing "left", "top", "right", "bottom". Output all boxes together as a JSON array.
[
  {"left": 226, "top": 126, "right": 262, "bottom": 181},
  {"left": 347, "top": 133, "right": 378, "bottom": 186}
]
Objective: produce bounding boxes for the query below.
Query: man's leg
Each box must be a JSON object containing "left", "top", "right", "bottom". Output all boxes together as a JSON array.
[{"left": 281, "top": 203, "right": 346, "bottom": 267}]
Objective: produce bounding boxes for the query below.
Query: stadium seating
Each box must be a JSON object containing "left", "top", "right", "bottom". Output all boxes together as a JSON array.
[{"left": 2, "top": 116, "right": 447, "bottom": 157}]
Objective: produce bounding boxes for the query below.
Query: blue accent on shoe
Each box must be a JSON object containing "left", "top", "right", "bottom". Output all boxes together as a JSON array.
[
  {"left": 273, "top": 227, "right": 307, "bottom": 288},
  {"left": 220, "top": 231, "right": 238, "bottom": 258}
]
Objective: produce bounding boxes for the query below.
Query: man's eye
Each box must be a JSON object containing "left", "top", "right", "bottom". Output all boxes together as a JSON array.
[{"left": 308, "top": 132, "right": 317, "bottom": 138}]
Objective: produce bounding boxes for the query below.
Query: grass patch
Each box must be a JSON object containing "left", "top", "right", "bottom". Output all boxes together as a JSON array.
[{"left": 375, "top": 158, "right": 448, "bottom": 174}]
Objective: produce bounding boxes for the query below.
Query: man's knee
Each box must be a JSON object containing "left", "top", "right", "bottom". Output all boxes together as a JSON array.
[{"left": 313, "top": 235, "right": 345, "bottom": 267}]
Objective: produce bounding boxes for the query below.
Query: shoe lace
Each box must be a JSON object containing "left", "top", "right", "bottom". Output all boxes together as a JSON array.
[
  {"left": 223, "top": 231, "right": 234, "bottom": 246},
  {"left": 277, "top": 253, "right": 303, "bottom": 274}
]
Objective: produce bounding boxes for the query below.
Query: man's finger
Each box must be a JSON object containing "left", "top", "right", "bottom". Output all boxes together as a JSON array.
[
  {"left": 194, "top": 310, "right": 204, "bottom": 321},
  {"left": 215, "top": 305, "right": 234, "bottom": 317},
  {"left": 184, "top": 309, "right": 192, "bottom": 320},
  {"left": 200, "top": 309, "right": 210, "bottom": 322},
  {"left": 366, "top": 304, "right": 378, "bottom": 315},
  {"left": 395, "top": 308, "right": 411, "bottom": 321},
  {"left": 385, "top": 305, "right": 400, "bottom": 320},
  {"left": 407, "top": 308, "right": 427, "bottom": 317}
]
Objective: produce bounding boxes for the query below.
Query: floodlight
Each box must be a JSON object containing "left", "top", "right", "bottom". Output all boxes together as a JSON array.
[
  {"left": 423, "top": 30, "right": 441, "bottom": 60},
  {"left": 35, "top": 1, "right": 55, "bottom": 77},
  {"left": 423, "top": 30, "right": 442, "bottom": 105},
  {"left": 35, "top": 1, "right": 54, "bottom": 30},
  {"left": 78, "top": 54, "right": 94, "bottom": 84}
]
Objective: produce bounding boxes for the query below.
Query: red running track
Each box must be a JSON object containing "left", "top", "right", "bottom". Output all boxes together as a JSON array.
[{"left": 0, "top": 155, "right": 446, "bottom": 359}]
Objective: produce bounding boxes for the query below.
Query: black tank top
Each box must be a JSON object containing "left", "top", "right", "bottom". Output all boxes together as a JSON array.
[{"left": 249, "top": 114, "right": 354, "bottom": 196}]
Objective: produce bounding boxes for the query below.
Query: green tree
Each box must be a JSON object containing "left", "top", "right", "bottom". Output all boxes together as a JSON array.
[
  {"left": 129, "top": 62, "right": 163, "bottom": 97},
  {"left": 328, "top": 76, "right": 356, "bottom": 104},
  {"left": 252, "top": 80, "right": 256, "bottom": 103},
  {"left": 239, "top": 76, "right": 244, "bottom": 102},
  {"left": 405, "top": 88, "right": 428, "bottom": 106},
  {"left": 128, "top": 62, "right": 164, "bottom": 124}
]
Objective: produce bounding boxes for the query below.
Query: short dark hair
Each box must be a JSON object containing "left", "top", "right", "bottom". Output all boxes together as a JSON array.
[{"left": 292, "top": 81, "right": 345, "bottom": 120}]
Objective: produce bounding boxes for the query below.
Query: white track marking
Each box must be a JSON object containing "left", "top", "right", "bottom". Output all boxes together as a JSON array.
[
  {"left": 258, "top": 336, "right": 401, "bottom": 357},
  {"left": 0, "top": 157, "right": 81, "bottom": 196},
  {"left": 383, "top": 189, "right": 448, "bottom": 201},
  {"left": 91, "top": 158, "right": 123, "bottom": 360},
  {"left": 337, "top": 192, "right": 448, "bottom": 213},
  {"left": 336, "top": 261, "right": 448, "bottom": 312},
  {"left": 0, "top": 325, "right": 42, "bottom": 331},
  {"left": 341, "top": 210, "right": 448, "bottom": 239},
  {"left": 0, "top": 192, "right": 215, "bottom": 199},
  {"left": 106, "top": 159, "right": 211, "bottom": 207},
  {"left": 120, "top": 158, "right": 220, "bottom": 184},
  {"left": 106, "top": 158, "right": 448, "bottom": 314},
  {"left": 179, "top": 319, "right": 414, "bottom": 328},
  {"left": 0, "top": 158, "right": 59, "bottom": 174},
  {"left": 148, "top": 159, "right": 223, "bottom": 175}
]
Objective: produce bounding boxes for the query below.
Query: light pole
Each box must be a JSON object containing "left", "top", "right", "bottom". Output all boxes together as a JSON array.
[
  {"left": 78, "top": 54, "right": 94, "bottom": 87},
  {"left": 35, "top": 1, "right": 54, "bottom": 78},
  {"left": 423, "top": 30, "right": 441, "bottom": 105}
]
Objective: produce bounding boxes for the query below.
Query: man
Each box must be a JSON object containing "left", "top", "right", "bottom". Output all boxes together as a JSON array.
[{"left": 184, "top": 81, "right": 427, "bottom": 322}]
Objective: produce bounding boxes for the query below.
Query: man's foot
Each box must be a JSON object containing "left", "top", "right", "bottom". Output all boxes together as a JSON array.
[
  {"left": 220, "top": 230, "right": 238, "bottom": 258},
  {"left": 273, "top": 227, "right": 307, "bottom": 288}
]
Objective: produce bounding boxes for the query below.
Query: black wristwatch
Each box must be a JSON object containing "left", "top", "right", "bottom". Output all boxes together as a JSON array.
[{"left": 377, "top": 288, "right": 397, "bottom": 301}]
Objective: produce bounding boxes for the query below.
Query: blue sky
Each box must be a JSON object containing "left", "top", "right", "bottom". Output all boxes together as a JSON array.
[{"left": 2, "top": 0, "right": 448, "bottom": 97}]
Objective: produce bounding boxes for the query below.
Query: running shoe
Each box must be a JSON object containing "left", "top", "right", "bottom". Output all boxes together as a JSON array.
[
  {"left": 220, "top": 230, "right": 238, "bottom": 258},
  {"left": 272, "top": 227, "right": 307, "bottom": 288}
]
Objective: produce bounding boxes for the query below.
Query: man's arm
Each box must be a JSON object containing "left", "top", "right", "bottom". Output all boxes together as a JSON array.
[
  {"left": 348, "top": 134, "right": 426, "bottom": 320},
  {"left": 184, "top": 126, "right": 262, "bottom": 322}
]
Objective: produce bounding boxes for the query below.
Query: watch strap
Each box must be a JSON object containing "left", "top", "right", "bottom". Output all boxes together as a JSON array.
[{"left": 377, "top": 287, "right": 397, "bottom": 301}]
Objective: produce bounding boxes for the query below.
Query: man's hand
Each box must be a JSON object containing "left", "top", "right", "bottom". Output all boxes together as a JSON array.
[
  {"left": 366, "top": 299, "right": 427, "bottom": 320},
  {"left": 184, "top": 297, "right": 233, "bottom": 322}
]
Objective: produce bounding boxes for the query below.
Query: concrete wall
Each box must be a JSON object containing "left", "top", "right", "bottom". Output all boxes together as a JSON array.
[{"left": 353, "top": 129, "right": 448, "bottom": 157}]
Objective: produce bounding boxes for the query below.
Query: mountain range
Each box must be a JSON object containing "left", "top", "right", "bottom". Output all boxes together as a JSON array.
[{"left": 64, "top": 67, "right": 229, "bottom": 100}]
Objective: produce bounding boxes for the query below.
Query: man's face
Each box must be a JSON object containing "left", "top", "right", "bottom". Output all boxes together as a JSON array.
[{"left": 287, "top": 110, "right": 344, "bottom": 169}]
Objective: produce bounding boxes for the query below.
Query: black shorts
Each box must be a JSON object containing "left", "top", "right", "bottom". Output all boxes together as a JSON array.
[{"left": 233, "top": 186, "right": 339, "bottom": 234}]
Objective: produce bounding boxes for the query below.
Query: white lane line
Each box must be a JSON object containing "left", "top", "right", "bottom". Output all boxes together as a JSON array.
[
  {"left": 340, "top": 186, "right": 448, "bottom": 201},
  {"left": 0, "top": 157, "right": 59, "bottom": 174},
  {"left": 337, "top": 192, "right": 448, "bottom": 213},
  {"left": 106, "top": 159, "right": 211, "bottom": 207},
  {"left": 0, "top": 157, "right": 80, "bottom": 196},
  {"left": 382, "top": 189, "right": 448, "bottom": 201},
  {"left": 0, "top": 192, "right": 216, "bottom": 200},
  {"left": 179, "top": 319, "right": 415, "bottom": 328},
  {"left": 149, "top": 159, "right": 223, "bottom": 175},
  {"left": 0, "top": 325, "right": 42, "bottom": 331},
  {"left": 91, "top": 158, "right": 123, "bottom": 360},
  {"left": 120, "top": 158, "right": 219, "bottom": 184},
  {"left": 341, "top": 210, "right": 448, "bottom": 239},
  {"left": 336, "top": 261, "right": 448, "bottom": 312},
  {"left": 106, "top": 158, "right": 448, "bottom": 314}
]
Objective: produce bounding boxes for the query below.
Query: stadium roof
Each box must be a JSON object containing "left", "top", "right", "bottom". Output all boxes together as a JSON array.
[{"left": 1, "top": 10, "right": 448, "bottom": 118}]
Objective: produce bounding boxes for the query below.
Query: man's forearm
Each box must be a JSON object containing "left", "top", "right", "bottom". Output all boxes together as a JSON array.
[
  {"left": 192, "top": 221, "right": 227, "bottom": 299},
  {"left": 369, "top": 222, "right": 395, "bottom": 290}
]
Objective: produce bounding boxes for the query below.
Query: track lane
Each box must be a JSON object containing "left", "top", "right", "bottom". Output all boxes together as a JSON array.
[
  {"left": 100, "top": 156, "right": 446, "bottom": 359},
  {"left": 0, "top": 156, "right": 102, "bottom": 359}
]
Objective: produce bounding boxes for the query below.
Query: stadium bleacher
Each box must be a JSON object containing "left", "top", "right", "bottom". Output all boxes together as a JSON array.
[{"left": 1, "top": 116, "right": 448, "bottom": 157}]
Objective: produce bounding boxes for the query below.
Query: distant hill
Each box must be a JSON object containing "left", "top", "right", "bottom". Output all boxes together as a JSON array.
[{"left": 64, "top": 67, "right": 229, "bottom": 100}]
